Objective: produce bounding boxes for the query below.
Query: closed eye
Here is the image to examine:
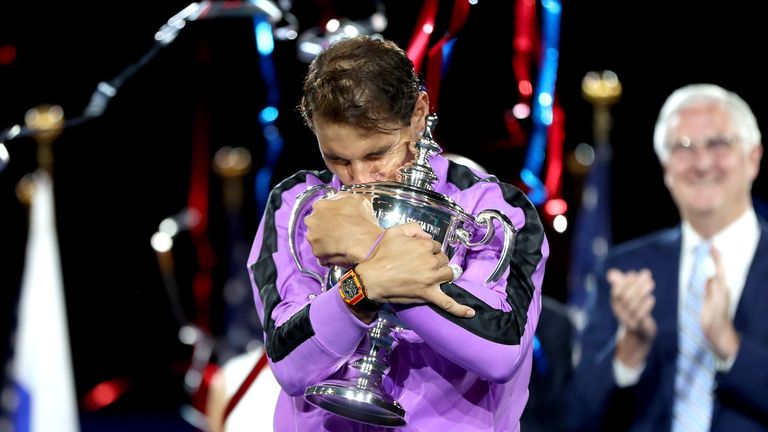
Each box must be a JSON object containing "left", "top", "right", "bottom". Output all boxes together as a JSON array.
[
  {"left": 326, "top": 157, "right": 350, "bottom": 165},
  {"left": 365, "top": 142, "right": 404, "bottom": 160},
  {"left": 364, "top": 152, "right": 386, "bottom": 161}
]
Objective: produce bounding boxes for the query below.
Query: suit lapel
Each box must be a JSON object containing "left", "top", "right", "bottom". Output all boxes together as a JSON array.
[
  {"left": 650, "top": 228, "right": 682, "bottom": 414},
  {"left": 733, "top": 220, "right": 768, "bottom": 330},
  {"left": 652, "top": 228, "right": 682, "bottom": 337}
]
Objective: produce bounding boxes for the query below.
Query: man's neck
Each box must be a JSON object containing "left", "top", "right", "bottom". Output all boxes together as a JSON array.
[{"left": 686, "top": 205, "right": 750, "bottom": 239}]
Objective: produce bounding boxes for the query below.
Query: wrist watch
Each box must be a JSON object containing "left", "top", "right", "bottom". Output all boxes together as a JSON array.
[{"left": 339, "top": 267, "right": 379, "bottom": 312}]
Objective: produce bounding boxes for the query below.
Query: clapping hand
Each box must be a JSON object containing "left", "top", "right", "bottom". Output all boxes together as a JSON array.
[
  {"left": 608, "top": 268, "right": 657, "bottom": 367},
  {"left": 701, "top": 246, "right": 740, "bottom": 360}
]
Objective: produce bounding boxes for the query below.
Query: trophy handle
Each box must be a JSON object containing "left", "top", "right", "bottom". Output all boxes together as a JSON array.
[
  {"left": 288, "top": 184, "right": 338, "bottom": 286},
  {"left": 459, "top": 210, "right": 518, "bottom": 284}
]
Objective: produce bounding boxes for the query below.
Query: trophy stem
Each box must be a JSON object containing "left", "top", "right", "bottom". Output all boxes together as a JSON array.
[
  {"left": 350, "top": 315, "right": 396, "bottom": 379},
  {"left": 304, "top": 315, "right": 406, "bottom": 427}
]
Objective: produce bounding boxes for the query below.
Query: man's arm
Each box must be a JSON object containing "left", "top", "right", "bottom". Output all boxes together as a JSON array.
[
  {"left": 707, "top": 247, "right": 768, "bottom": 416},
  {"left": 248, "top": 172, "right": 374, "bottom": 396},
  {"left": 390, "top": 181, "right": 548, "bottom": 382}
]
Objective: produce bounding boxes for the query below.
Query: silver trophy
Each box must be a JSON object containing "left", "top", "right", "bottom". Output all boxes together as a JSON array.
[{"left": 287, "top": 114, "right": 517, "bottom": 427}]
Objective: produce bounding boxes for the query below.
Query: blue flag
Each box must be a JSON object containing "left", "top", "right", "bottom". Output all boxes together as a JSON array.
[{"left": 568, "top": 143, "right": 612, "bottom": 342}]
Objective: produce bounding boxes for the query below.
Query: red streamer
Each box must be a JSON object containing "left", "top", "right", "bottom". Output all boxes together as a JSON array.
[
  {"left": 544, "top": 101, "right": 565, "bottom": 199},
  {"left": 425, "top": 0, "right": 471, "bottom": 113},
  {"left": 188, "top": 99, "right": 216, "bottom": 334},
  {"left": 406, "top": 0, "right": 439, "bottom": 74},
  {"left": 506, "top": 0, "right": 538, "bottom": 148}
]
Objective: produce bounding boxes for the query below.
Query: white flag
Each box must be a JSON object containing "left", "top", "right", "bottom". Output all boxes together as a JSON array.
[
  {"left": 207, "top": 346, "right": 280, "bottom": 432},
  {"left": 11, "top": 169, "right": 80, "bottom": 432}
]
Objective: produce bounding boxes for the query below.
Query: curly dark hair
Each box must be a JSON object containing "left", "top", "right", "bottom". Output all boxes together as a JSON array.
[{"left": 299, "top": 35, "right": 423, "bottom": 135}]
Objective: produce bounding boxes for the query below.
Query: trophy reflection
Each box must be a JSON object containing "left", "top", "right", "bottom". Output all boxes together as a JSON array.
[{"left": 288, "top": 114, "right": 517, "bottom": 427}]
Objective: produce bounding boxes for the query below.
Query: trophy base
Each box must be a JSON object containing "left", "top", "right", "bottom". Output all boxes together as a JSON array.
[{"left": 304, "top": 379, "right": 406, "bottom": 428}]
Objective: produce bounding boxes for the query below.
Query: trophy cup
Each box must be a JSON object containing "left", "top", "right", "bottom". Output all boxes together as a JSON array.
[{"left": 287, "top": 114, "right": 517, "bottom": 427}]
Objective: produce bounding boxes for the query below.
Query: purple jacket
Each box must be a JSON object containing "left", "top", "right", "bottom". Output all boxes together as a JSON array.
[{"left": 248, "top": 155, "right": 548, "bottom": 431}]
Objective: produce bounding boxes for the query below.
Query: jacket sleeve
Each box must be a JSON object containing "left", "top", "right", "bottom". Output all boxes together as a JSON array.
[
  {"left": 247, "top": 173, "right": 375, "bottom": 396},
  {"left": 391, "top": 180, "right": 548, "bottom": 382},
  {"left": 716, "top": 319, "right": 768, "bottom": 415}
]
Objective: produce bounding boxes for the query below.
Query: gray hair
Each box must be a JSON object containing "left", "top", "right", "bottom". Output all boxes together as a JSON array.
[{"left": 653, "top": 83, "right": 762, "bottom": 163}]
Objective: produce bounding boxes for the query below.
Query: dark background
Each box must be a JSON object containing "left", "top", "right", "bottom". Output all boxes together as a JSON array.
[{"left": 1, "top": 1, "right": 766, "bottom": 430}]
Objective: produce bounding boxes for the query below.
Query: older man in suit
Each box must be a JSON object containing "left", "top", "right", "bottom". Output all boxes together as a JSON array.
[{"left": 569, "top": 84, "right": 768, "bottom": 431}]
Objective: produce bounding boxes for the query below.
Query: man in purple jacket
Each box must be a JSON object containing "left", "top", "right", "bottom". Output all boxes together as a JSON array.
[{"left": 247, "top": 35, "right": 548, "bottom": 431}]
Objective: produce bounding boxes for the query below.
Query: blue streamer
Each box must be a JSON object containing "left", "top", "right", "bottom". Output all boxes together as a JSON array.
[
  {"left": 441, "top": 37, "right": 457, "bottom": 77},
  {"left": 252, "top": 12, "right": 284, "bottom": 216},
  {"left": 521, "top": 0, "right": 561, "bottom": 205}
]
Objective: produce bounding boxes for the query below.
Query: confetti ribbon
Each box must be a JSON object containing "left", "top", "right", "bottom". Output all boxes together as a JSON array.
[
  {"left": 505, "top": 0, "right": 536, "bottom": 147},
  {"left": 424, "top": 0, "right": 471, "bottom": 113},
  {"left": 520, "top": 0, "right": 561, "bottom": 205},
  {"left": 252, "top": 14, "right": 284, "bottom": 216},
  {"left": 406, "top": 0, "right": 439, "bottom": 73}
]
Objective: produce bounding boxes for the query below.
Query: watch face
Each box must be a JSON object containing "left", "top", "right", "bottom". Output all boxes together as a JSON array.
[{"left": 341, "top": 276, "right": 360, "bottom": 300}]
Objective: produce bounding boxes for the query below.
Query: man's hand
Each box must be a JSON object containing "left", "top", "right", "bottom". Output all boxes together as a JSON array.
[
  {"left": 355, "top": 223, "right": 475, "bottom": 319},
  {"left": 701, "top": 246, "right": 740, "bottom": 360},
  {"left": 305, "top": 192, "right": 382, "bottom": 266},
  {"left": 608, "top": 268, "right": 657, "bottom": 368}
]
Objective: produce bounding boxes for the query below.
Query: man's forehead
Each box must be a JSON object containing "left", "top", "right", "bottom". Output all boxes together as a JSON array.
[{"left": 671, "top": 103, "right": 732, "bottom": 133}]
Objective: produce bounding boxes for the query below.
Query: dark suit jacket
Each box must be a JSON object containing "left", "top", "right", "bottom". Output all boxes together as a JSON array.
[{"left": 568, "top": 218, "right": 768, "bottom": 432}]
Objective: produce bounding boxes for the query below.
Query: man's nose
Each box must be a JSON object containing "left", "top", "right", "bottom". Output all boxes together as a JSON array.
[
  {"left": 691, "top": 145, "right": 716, "bottom": 169},
  {"left": 349, "top": 162, "right": 376, "bottom": 184}
]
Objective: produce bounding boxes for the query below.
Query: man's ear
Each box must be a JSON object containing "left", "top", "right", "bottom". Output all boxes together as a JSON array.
[
  {"left": 663, "top": 165, "right": 672, "bottom": 189},
  {"left": 411, "top": 92, "right": 430, "bottom": 131},
  {"left": 746, "top": 144, "right": 763, "bottom": 182}
]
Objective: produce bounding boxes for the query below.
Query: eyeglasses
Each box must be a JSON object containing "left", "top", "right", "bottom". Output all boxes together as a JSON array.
[{"left": 667, "top": 135, "right": 737, "bottom": 161}]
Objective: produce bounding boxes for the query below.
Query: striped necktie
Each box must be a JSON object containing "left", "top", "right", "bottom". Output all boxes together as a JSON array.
[{"left": 672, "top": 241, "right": 715, "bottom": 432}]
